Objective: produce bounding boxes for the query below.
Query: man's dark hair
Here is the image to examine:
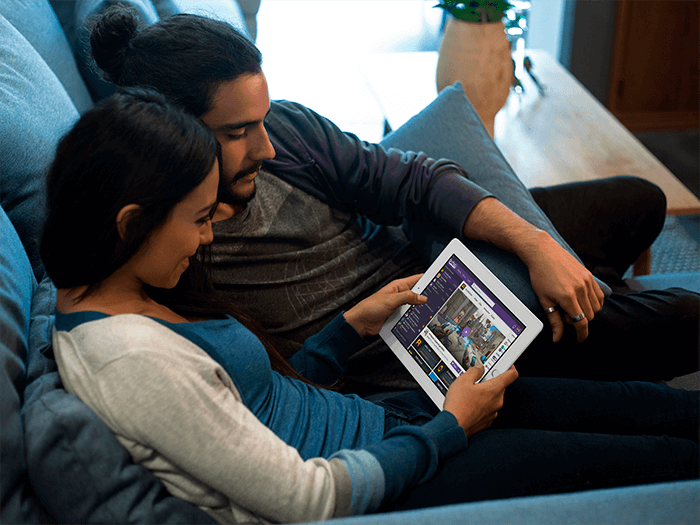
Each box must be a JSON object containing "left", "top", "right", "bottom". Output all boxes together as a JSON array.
[{"left": 90, "top": 5, "right": 263, "bottom": 117}]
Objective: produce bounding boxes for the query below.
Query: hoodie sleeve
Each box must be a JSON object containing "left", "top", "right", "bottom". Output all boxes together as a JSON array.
[{"left": 264, "top": 100, "right": 493, "bottom": 240}]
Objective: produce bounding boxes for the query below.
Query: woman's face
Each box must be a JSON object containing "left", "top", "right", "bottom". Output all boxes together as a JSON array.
[{"left": 129, "top": 160, "right": 220, "bottom": 289}]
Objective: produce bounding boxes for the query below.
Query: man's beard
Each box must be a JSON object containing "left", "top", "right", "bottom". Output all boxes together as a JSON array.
[{"left": 218, "top": 163, "right": 261, "bottom": 206}]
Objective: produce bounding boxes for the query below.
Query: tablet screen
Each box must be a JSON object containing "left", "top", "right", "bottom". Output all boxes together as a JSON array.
[{"left": 390, "top": 254, "right": 527, "bottom": 395}]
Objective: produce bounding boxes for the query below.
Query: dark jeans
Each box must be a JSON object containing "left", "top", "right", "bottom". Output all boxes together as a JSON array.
[
  {"left": 529, "top": 175, "right": 667, "bottom": 283},
  {"left": 517, "top": 286, "right": 700, "bottom": 382},
  {"left": 376, "top": 379, "right": 699, "bottom": 510},
  {"left": 524, "top": 176, "right": 699, "bottom": 382}
]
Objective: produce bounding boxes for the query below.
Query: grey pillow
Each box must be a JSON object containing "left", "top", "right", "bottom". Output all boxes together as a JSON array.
[
  {"left": 0, "top": 205, "right": 42, "bottom": 524},
  {"left": 380, "top": 83, "right": 611, "bottom": 314},
  {"left": 153, "top": 0, "right": 250, "bottom": 38}
]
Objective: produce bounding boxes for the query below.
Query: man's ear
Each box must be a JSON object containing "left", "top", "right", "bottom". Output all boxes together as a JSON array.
[{"left": 115, "top": 204, "right": 143, "bottom": 241}]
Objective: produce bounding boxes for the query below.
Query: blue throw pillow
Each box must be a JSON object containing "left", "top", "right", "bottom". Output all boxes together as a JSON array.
[
  {"left": 380, "top": 83, "right": 611, "bottom": 314},
  {"left": 0, "top": 14, "right": 80, "bottom": 280},
  {"left": 153, "top": 0, "right": 250, "bottom": 38},
  {"left": 0, "top": 0, "right": 93, "bottom": 113},
  {"left": 0, "top": 205, "right": 42, "bottom": 524}
]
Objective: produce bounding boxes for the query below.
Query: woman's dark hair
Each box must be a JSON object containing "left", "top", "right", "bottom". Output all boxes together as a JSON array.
[
  {"left": 41, "top": 88, "right": 218, "bottom": 291},
  {"left": 89, "top": 4, "right": 263, "bottom": 117},
  {"left": 41, "top": 89, "right": 312, "bottom": 384}
]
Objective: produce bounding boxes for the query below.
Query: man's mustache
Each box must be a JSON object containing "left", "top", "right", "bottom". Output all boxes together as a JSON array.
[{"left": 231, "top": 162, "right": 263, "bottom": 183}]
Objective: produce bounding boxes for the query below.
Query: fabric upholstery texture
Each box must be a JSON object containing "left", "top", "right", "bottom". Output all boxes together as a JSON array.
[
  {"left": 153, "top": 0, "right": 249, "bottom": 37},
  {"left": 0, "top": 14, "right": 79, "bottom": 279},
  {"left": 0, "top": 205, "right": 41, "bottom": 524},
  {"left": 0, "top": 0, "right": 93, "bottom": 113}
]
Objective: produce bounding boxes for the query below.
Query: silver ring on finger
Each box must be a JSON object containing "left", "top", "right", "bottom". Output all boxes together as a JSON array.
[
  {"left": 571, "top": 312, "right": 586, "bottom": 322},
  {"left": 545, "top": 306, "right": 557, "bottom": 315}
]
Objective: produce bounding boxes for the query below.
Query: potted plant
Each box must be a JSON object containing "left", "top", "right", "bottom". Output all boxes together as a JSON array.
[{"left": 435, "top": 0, "right": 514, "bottom": 136}]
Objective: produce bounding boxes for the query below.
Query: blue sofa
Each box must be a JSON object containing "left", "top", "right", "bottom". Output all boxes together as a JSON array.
[{"left": 1, "top": 1, "right": 698, "bottom": 523}]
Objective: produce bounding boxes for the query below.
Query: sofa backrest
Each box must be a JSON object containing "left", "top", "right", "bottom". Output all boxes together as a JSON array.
[
  {"left": 0, "top": 0, "right": 93, "bottom": 113},
  {"left": 0, "top": 207, "right": 42, "bottom": 524},
  {"left": 0, "top": 13, "right": 80, "bottom": 281}
]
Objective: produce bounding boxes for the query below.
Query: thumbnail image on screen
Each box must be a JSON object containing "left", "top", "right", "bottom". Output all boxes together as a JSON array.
[{"left": 391, "top": 255, "right": 525, "bottom": 394}]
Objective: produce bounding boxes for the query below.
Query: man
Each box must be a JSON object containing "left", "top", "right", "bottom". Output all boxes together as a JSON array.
[{"left": 89, "top": 7, "right": 698, "bottom": 386}]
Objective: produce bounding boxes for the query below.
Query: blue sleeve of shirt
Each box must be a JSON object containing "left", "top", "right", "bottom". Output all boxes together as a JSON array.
[
  {"left": 330, "top": 410, "right": 467, "bottom": 515},
  {"left": 288, "top": 313, "right": 367, "bottom": 385}
]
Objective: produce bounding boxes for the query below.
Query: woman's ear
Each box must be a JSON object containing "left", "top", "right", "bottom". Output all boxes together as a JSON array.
[{"left": 116, "top": 204, "right": 143, "bottom": 241}]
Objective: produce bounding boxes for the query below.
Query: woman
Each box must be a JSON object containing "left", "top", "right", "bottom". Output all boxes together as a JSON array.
[{"left": 42, "top": 90, "right": 698, "bottom": 525}]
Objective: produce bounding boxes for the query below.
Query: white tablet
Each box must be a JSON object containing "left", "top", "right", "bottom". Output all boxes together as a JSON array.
[{"left": 379, "top": 238, "right": 543, "bottom": 409}]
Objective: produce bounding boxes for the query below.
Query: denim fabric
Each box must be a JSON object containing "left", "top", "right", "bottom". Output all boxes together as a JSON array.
[
  {"left": 377, "top": 389, "right": 438, "bottom": 433},
  {"left": 381, "top": 378, "right": 699, "bottom": 510}
]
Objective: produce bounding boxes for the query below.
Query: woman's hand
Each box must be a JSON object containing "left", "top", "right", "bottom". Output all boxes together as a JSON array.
[
  {"left": 343, "top": 274, "right": 427, "bottom": 338},
  {"left": 443, "top": 365, "right": 518, "bottom": 437}
]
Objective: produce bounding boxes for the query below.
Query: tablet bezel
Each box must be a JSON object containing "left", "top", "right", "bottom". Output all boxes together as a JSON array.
[{"left": 379, "top": 238, "right": 543, "bottom": 409}]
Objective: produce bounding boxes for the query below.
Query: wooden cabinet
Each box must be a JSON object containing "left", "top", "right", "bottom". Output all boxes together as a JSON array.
[{"left": 607, "top": 0, "right": 699, "bottom": 132}]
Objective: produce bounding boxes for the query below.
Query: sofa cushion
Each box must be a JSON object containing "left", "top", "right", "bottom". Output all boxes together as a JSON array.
[
  {"left": 22, "top": 375, "right": 217, "bottom": 524},
  {"left": 74, "top": 0, "right": 161, "bottom": 101},
  {"left": 153, "top": 0, "right": 250, "bottom": 38},
  {"left": 230, "top": 0, "right": 261, "bottom": 40},
  {"left": 380, "top": 83, "right": 611, "bottom": 314},
  {"left": 0, "top": 14, "right": 80, "bottom": 279},
  {"left": 0, "top": 0, "right": 93, "bottom": 113},
  {"left": 0, "top": 205, "right": 41, "bottom": 524}
]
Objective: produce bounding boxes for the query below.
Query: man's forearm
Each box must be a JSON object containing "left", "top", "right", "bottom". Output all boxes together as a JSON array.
[
  {"left": 462, "top": 196, "right": 552, "bottom": 267},
  {"left": 463, "top": 197, "right": 605, "bottom": 343}
]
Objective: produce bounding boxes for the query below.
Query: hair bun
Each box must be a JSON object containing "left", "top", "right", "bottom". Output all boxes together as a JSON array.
[{"left": 89, "top": 5, "right": 140, "bottom": 84}]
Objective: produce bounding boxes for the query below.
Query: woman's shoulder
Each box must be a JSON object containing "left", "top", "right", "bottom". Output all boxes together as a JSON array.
[{"left": 54, "top": 313, "right": 212, "bottom": 369}]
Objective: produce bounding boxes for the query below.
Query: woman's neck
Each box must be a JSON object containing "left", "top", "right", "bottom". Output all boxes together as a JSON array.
[{"left": 56, "top": 276, "right": 189, "bottom": 323}]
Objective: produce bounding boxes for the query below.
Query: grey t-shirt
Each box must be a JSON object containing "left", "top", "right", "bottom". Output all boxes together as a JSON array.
[{"left": 211, "top": 171, "right": 425, "bottom": 362}]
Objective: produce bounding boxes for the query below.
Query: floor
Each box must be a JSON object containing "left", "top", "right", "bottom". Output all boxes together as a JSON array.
[{"left": 631, "top": 130, "right": 700, "bottom": 277}]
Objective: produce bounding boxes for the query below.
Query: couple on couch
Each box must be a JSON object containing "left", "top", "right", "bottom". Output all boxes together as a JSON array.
[{"left": 46, "top": 6, "right": 699, "bottom": 524}]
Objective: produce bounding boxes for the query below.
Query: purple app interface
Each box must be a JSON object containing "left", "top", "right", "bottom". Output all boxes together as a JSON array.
[{"left": 391, "top": 255, "right": 525, "bottom": 395}]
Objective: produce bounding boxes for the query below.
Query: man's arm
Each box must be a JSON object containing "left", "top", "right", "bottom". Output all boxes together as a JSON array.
[
  {"left": 464, "top": 197, "right": 605, "bottom": 342},
  {"left": 264, "top": 100, "right": 491, "bottom": 237},
  {"left": 266, "top": 100, "right": 605, "bottom": 342}
]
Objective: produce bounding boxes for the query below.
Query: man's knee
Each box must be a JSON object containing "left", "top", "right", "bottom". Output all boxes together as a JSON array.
[{"left": 609, "top": 175, "right": 666, "bottom": 216}]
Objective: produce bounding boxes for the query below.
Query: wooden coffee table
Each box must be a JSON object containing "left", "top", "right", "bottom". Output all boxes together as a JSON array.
[{"left": 359, "top": 50, "right": 700, "bottom": 274}]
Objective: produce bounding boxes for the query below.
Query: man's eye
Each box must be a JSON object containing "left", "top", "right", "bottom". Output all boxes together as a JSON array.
[{"left": 228, "top": 129, "right": 248, "bottom": 140}]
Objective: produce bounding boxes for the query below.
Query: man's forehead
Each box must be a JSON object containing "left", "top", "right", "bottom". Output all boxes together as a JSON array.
[{"left": 203, "top": 73, "right": 270, "bottom": 128}]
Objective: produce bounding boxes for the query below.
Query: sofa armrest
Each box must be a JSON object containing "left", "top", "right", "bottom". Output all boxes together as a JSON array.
[{"left": 299, "top": 480, "right": 700, "bottom": 525}]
